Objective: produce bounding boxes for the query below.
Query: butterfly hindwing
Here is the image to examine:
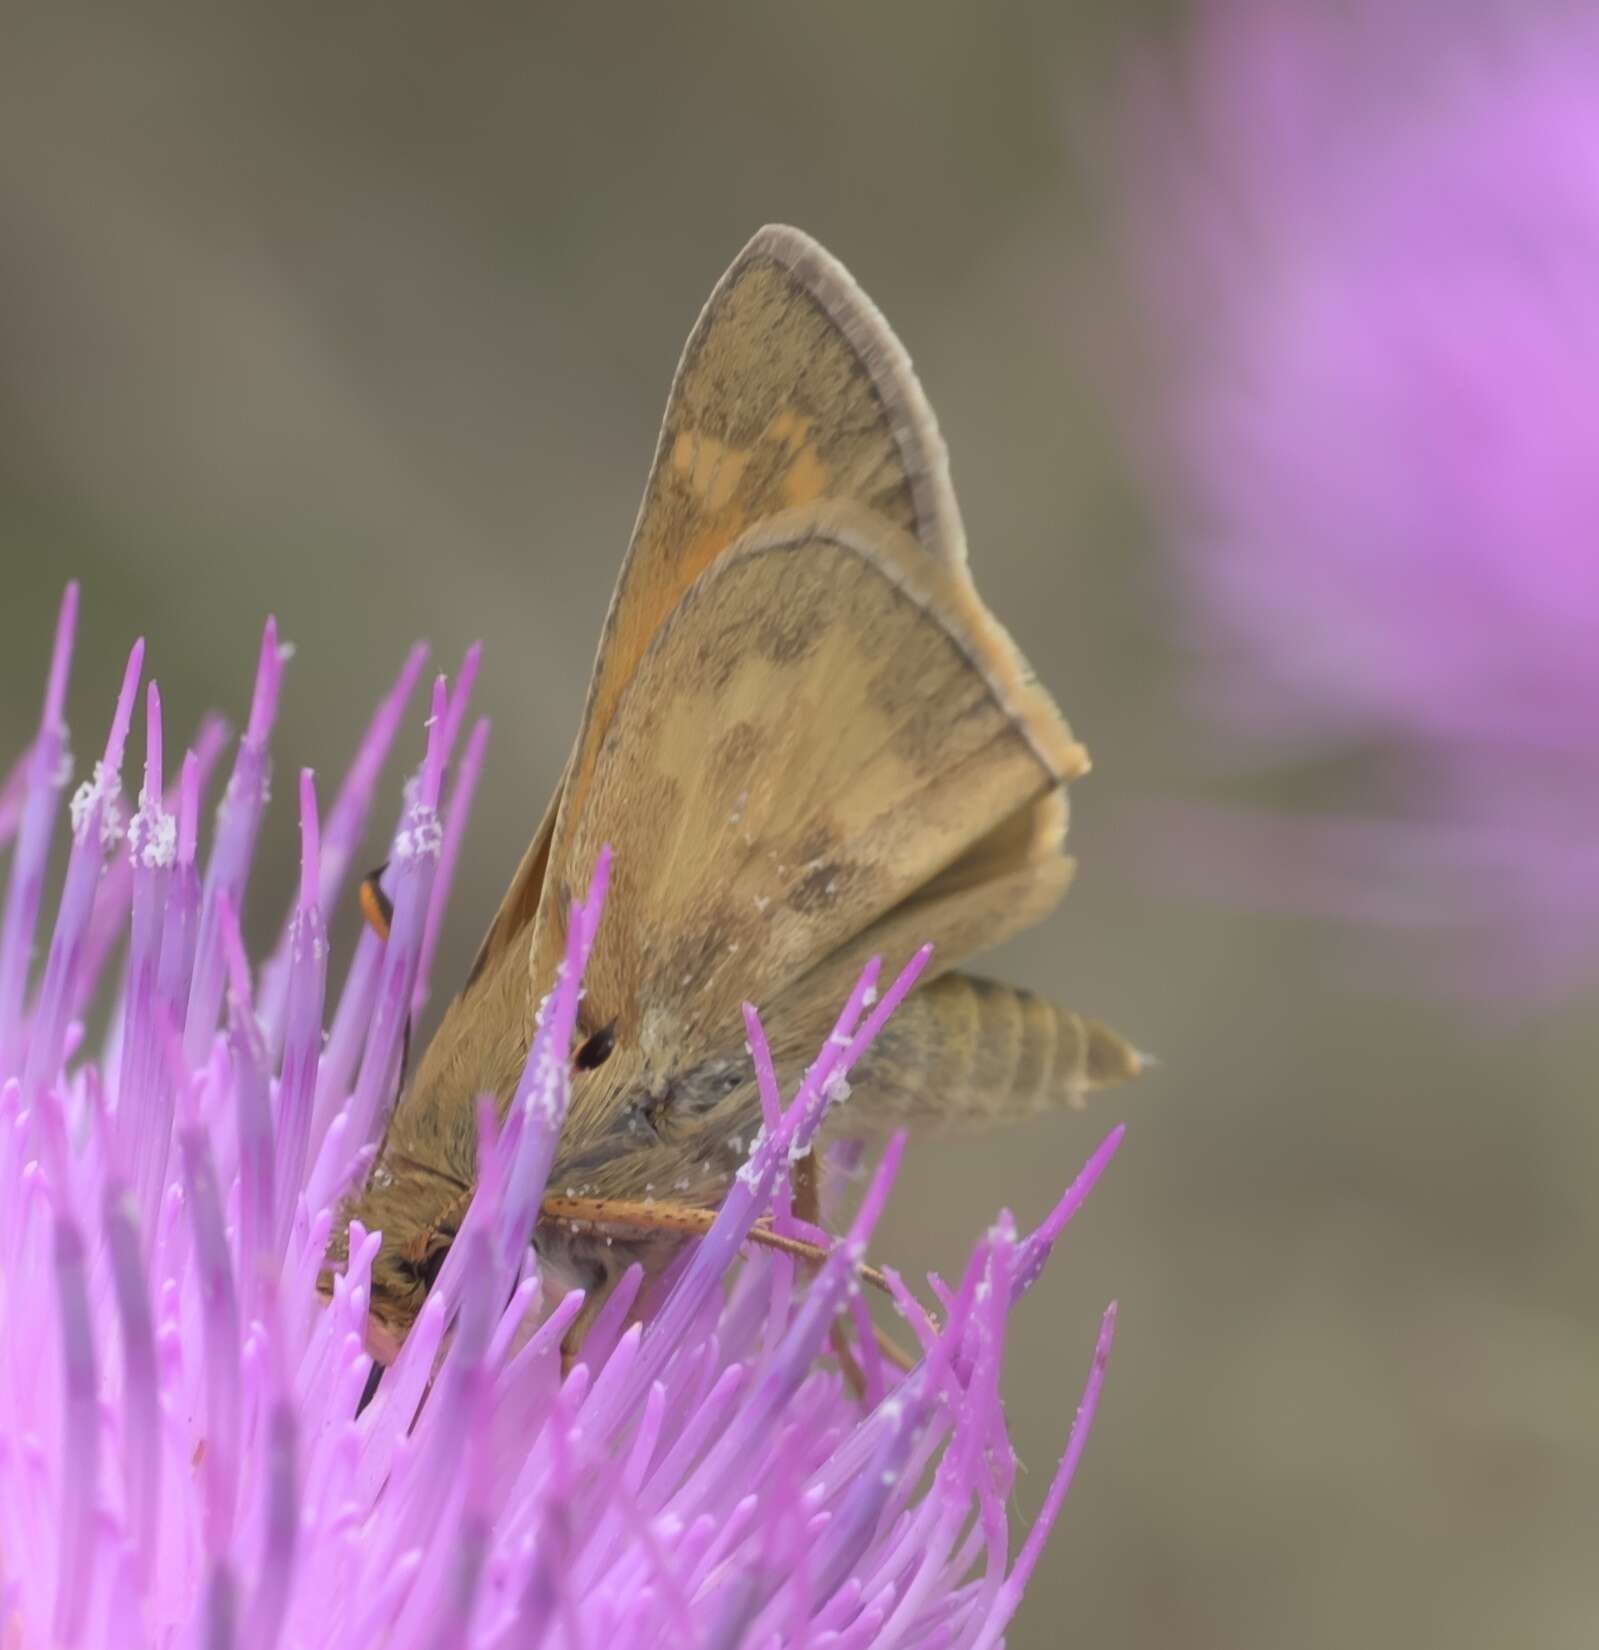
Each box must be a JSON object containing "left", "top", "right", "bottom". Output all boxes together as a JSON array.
[{"left": 541, "top": 503, "right": 1086, "bottom": 1160}]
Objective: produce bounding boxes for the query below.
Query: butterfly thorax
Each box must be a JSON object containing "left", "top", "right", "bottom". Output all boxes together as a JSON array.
[{"left": 346, "top": 944, "right": 768, "bottom": 1350}]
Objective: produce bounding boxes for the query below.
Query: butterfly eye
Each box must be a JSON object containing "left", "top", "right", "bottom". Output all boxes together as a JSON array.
[{"left": 575, "top": 1023, "right": 616, "bottom": 1071}]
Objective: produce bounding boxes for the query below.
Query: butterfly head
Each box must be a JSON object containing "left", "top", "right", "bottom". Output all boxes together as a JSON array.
[{"left": 331, "top": 989, "right": 741, "bottom": 1360}]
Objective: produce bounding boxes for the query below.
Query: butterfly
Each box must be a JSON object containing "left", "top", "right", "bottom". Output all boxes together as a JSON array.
[{"left": 335, "top": 225, "right": 1140, "bottom": 1365}]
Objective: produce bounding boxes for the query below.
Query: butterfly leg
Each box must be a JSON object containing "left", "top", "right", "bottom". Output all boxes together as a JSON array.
[
  {"left": 794, "top": 1151, "right": 866, "bottom": 1394},
  {"left": 793, "top": 1151, "right": 866, "bottom": 1390},
  {"left": 793, "top": 1149, "right": 920, "bottom": 1386},
  {"left": 540, "top": 1194, "right": 925, "bottom": 1387},
  {"left": 792, "top": 1147, "right": 822, "bottom": 1227},
  {"left": 559, "top": 1285, "right": 607, "bottom": 1380}
]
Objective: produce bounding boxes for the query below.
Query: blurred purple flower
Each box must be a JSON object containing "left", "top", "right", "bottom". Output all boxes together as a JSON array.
[
  {"left": 0, "top": 585, "right": 1120, "bottom": 1649},
  {"left": 1121, "top": 0, "right": 1599, "bottom": 990}
]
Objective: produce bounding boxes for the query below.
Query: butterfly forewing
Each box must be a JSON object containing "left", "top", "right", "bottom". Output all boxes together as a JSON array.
[
  {"left": 464, "top": 226, "right": 966, "bottom": 994},
  {"left": 344, "top": 224, "right": 1140, "bottom": 1351}
]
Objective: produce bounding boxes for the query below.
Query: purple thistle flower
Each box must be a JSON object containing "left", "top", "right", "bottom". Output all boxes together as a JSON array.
[
  {"left": 0, "top": 585, "right": 1121, "bottom": 1648},
  {"left": 1120, "top": 0, "right": 1599, "bottom": 991}
]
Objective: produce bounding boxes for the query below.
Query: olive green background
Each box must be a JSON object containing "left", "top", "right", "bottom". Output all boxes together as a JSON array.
[{"left": 2, "top": 5, "right": 1593, "bottom": 1646}]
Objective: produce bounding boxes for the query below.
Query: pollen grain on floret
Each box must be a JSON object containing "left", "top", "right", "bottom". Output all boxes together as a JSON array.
[
  {"left": 392, "top": 802, "right": 444, "bottom": 862},
  {"left": 127, "top": 792, "right": 177, "bottom": 870},
  {"left": 69, "top": 759, "right": 124, "bottom": 849}
]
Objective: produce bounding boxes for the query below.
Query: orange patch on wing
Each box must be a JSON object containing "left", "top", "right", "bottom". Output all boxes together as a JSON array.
[
  {"left": 767, "top": 410, "right": 810, "bottom": 447},
  {"left": 766, "top": 411, "right": 832, "bottom": 508},
  {"left": 675, "top": 510, "right": 758, "bottom": 592},
  {"left": 780, "top": 441, "right": 830, "bottom": 508},
  {"left": 670, "top": 429, "right": 750, "bottom": 512}
]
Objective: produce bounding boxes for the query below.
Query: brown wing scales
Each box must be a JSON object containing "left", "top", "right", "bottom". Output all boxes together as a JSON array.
[
  {"left": 467, "top": 224, "right": 969, "bottom": 990},
  {"left": 543, "top": 508, "right": 1081, "bottom": 1154},
  {"left": 766, "top": 787, "right": 1075, "bottom": 1030},
  {"left": 532, "top": 229, "right": 977, "bottom": 979},
  {"left": 464, "top": 764, "right": 565, "bottom": 987}
]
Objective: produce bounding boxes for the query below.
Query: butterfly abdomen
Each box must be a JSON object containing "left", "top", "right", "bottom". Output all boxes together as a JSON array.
[{"left": 834, "top": 970, "right": 1141, "bottom": 1138}]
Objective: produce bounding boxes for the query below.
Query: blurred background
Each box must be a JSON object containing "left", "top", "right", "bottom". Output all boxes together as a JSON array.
[{"left": 3, "top": 3, "right": 1594, "bottom": 1646}]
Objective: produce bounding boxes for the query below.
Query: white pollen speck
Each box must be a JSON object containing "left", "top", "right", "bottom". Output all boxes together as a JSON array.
[
  {"left": 753, "top": 895, "right": 770, "bottom": 913},
  {"left": 127, "top": 800, "right": 176, "bottom": 870},
  {"left": 277, "top": 640, "right": 297, "bottom": 661},
  {"left": 70, "top": 761, "right": 124, "bottom": 848},
  {"left": 863, "top": 986, "right": 878, "bottom": 1007},
  {"left": 99, "top": 794, "right": 126, "bottom": 851},
  {"left": 67, "top": 770, "right": 98, "bottom": 832},
  {"left": 394, "top": 804, "right": 443, "bottom": 862}
]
